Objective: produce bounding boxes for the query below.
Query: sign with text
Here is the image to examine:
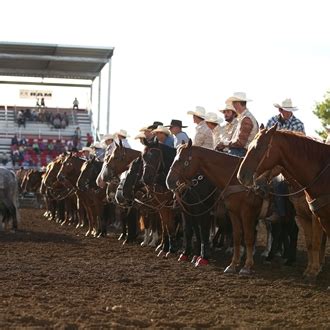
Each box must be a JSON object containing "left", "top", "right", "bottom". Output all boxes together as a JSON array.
[{"left": 19, "top": 89, "right": 53, "bottom": 99}]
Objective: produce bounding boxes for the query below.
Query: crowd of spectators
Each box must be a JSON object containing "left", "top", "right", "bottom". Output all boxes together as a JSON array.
[
  {"left": 10, "top": 134, "right": 82, "bottom": 168},
  {"left": 16, "top": 108, "right": 70, "bottom": 129}
]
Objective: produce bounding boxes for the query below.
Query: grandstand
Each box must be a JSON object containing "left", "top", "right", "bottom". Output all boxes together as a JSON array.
[{"left": 0, "top": 42, "right": 114, "bottom": 168}]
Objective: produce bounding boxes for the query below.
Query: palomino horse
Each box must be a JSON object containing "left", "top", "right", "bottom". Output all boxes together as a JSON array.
[
  {"left": 166, "top": 140, "right": 266, "bottom": 275},
  {"left": 237, "top": 124, "right": 330, "bottom": 237}
]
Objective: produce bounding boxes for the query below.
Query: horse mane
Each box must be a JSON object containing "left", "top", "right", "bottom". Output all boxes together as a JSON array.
[{"left": 276, "top": 130, "right": 330, "bottom": 162}]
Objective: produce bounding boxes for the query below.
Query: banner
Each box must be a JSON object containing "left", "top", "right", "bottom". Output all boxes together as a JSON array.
[{"left": 19, "top": 89, "right": 53, "bottom": 99}]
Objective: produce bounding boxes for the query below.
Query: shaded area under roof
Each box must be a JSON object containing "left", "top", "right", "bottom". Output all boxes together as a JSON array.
[{"left": 0, "top": 42, "right": 114, "bottom": 81}]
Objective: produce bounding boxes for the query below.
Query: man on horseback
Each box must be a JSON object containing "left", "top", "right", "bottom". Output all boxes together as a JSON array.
[
  {"left": 115, "top": 129, "right": 131, "bottom": 148},
  {"left": 165, "top": 119, "right": 189, "bottom": 148},
  {"left": 215, "top": 103, "right": 238, "bottom": 152},
  {"left": 265, "top": 98, "right": 305, "bottom": 223},
  {"left": 152, "top": 125, "right": 174, "bottom": 147},
  {"left": 187, "top": 106, "right": 214, "bottom": 149},
  {"left": 219, "top": 92, "right": 258, "bottom": 157},
  {"left": 204, "top": 112, "right": 223, "bottom": 149}
]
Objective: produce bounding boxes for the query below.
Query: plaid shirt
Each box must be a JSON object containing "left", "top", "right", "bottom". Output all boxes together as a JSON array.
[{"left": 266, "top": 115, "right": 305, "bottom": 134}]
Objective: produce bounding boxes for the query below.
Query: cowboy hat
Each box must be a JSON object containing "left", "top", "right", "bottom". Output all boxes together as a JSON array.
[
  {"left": 147, "top": 121, "right": 163, "bottom": 130},
  {"left": 226, "top": 92, "right": 252, "bottom": 102},
  {"left": 187, "top": 106, "right": 206, "bottom": 119},
  {"left": 101, "top": 134, "right": 114, "bottom": 143},
  {"left": 204, "top": 112, "right": 224, "bottom": 125},
  {"left": 115, "top": 129, "right": 129, "bottom": 138},
  {"left": 152, "top": 125, "right": 171, "bottom": 136},
  {"left": 134, "top": 132, "right": 146, "bottom": 139},
  {"left": 273, "top": 98, "right": 298, "bottom": 112},
  {"left": 80, "top": 146, "right": 93, "bottom": 152},
  {"left": 165, "top": 119, "right": 188, "bottom": 128},
  {"left": 219, "top": 103, "right": 237, "bottom": 113},
  {"left": 91, "top": 142, "right": 105, "bottom": 149},
  {"left": 139, "top": 126, "right": 151, "bottom": 132}
]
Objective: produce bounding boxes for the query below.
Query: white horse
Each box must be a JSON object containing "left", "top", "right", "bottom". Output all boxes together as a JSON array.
[{"left": 0, "top": 167, "right": 20, "bottom": 231}]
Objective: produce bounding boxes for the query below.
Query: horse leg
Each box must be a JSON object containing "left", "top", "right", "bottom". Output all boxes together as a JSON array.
[
  {"left": 240, "top": 215, "right": 257, "bottom": 275},
  {"left": 124, "top": 207, "right": 138, "bottom": 244},
  {"left": 195, "top": 214, "right": 211, "bottom": 267},
  {"left": 149, "top": 213, "right": 160, "bottom": 247},
  {"left": 166, "top": 210, "right": 179, "bottom": 257},
  {"left": 224, "top": 212, "right": 241, "bottom": 274},
  {"left": 178, "top": 213, "right": 193, "bottom": 262}
]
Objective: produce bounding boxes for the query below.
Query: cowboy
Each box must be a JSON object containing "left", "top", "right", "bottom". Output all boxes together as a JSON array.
[
  {"left": 97, "top": 134, "right": 115, "bottom": 161},
  {"left": 216, "top": 103, "right": 239, "bottom": 152},
  {"left": 152, "top": 125, "right": 174, "bottom": 147},
  {"left": 165, "top": 119, "right": 189, "bottom": 148},
  {"left": 187, "top": 106, "right": 213, "bottom": 149},
  {"left": 223, "top": 92, "right": 258, "bottom": 157},
  {"left": 266, "top": 98, "right": 305, "bottom": 134},
  {"left": 115, "top": 129, "right": 131, "bottom": 148},
  {"left": 204, "top": 112, "right": 224, "bottom": 149},
  {"left": 138, "top": 126, "right": 154, "bottom": 141},
  {"left": 265, "top": 98, "right": 305, "bottom": 223},
  {"left": 80, "top": 146, "right": 93, "bottom": 160}
]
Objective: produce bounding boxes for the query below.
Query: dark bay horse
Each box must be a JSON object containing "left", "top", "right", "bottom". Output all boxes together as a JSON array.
[
  {"left": 237, "top": 124, "right": 330, "bottom": 237},
  {"left": 166, "top": 140, "right": 266, "bottom": 275}
]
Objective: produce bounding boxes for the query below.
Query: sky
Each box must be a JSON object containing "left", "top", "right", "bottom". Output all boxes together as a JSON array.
[{"left": 1, "top": 0, "right": 330, "bottom": 150}]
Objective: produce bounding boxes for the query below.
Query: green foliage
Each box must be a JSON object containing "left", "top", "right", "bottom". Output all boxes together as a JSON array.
[{"left": 313, "top": 91, "right": 330, "bottom": 139}]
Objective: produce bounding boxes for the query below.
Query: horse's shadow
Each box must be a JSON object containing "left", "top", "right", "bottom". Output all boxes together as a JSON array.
[{"left": 0, "top": 229, "right": 82, "bottom": 245}]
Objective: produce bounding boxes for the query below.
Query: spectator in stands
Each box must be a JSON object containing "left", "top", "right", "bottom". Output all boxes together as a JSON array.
[
  {"left": 53, "top": 117, "right": 61, "bottom": 129},
  {"left": 32, "top": 140, "right": 40, "bottom": 154},
  {"left": 0, "top": 152, "right": 9, "bottom": 166},
  {"left": 20, "top": 136, "right": 27, "bottom": 146},
  {"left": 36, "top": 98, "right": 41, "bottom": 108},
  {"left": 24, "top": 109, "right": 31, "bottom": 121},
  {"left": 38, "top": 139, "right": 46, "bottom": 152},
  {"left": 63, "top": 112, "right": 69, "bottom": 126},
  {"left": 73, "top": 97, "right": 79, "bottom": 110},
  {"left": 11, "top": 149, "right": 20, "bottom": 167},
  {"left": 41, "top": 97, "right": 45, "bottom": 107},
  {"left": 11, "top": 134, "right": 18, "bottom": 146},
  {"left": 17, "top": 110, "right": 26, "bottom": 128},
  {"left": 31, "top": 109, "right": 38, "bottom": 121},
  {"left": 66, "top": 140, "right": 73, "bottom": 152},
  {"left": 86, "top": 133, "right": 94, "bottom": 147},
  {"left": 48, "top": 140, "right": 54, "bottom": 152},
  {"left": 61, "top": 118, "right": 67, "bottom": 129},
  {"left": 73, "top": 127, "right": 81, "bottom": 148}
]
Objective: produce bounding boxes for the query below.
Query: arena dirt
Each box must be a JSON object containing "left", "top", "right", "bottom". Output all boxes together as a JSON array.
[{"left": 0, "top": 209, "right": 329, "bottom": 328}]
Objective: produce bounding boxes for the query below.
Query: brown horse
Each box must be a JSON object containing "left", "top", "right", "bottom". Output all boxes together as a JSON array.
[
  {"left": 166, "top": 140, "right": 267, "bottom": 275},
  {"left": 237, "top": 124, "right": 330, "bottom": 237}
]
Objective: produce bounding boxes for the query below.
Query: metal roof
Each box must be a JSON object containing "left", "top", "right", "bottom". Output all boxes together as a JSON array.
[{"left": 0, "top": 42, "right": 114, "bottom": 81}]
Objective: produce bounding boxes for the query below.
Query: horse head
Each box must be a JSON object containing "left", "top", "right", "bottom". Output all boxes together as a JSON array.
[
  {"left": 166, "top": 139, "right": 202, "bottom": 190},
  {"left": 238, "top": 124, "right": 278, "bottom": 188},
  {"left": 122, "top": 156, "right": 144, "bottom": 201},
  {"left": 77, "top": 156, "right": 102, "bottom": 191}
]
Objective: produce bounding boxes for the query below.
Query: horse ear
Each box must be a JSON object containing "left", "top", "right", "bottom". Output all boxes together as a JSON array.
[
  {"left": 268, "top": 123, "right": 278, "bottom": 133},
  {"left": 259, "top": 123, "right": 265, "bottom": 130},
  {"left": 141, "top": 138, "right": 148, "bottom": 146},
  {"left": 188, "top": 139, "right": 192, "bottom": 148},
  {"left": 119, "top": 139, "right": 123, "bottom": 148}
]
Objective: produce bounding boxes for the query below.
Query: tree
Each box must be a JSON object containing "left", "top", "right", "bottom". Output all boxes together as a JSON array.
[{"left": 313, "top": 91, "right": 330, "bottom": 140}]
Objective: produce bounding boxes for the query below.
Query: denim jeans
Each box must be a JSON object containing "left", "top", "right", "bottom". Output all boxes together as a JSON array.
[
  {"left": 272, "top": 175, "right": 288, "bottom": 217},
  {"left": 227, "top": 148, "right": 247, "bottom": 157}
]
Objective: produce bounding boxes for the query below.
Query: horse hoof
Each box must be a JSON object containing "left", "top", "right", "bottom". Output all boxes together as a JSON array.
[
  {"left": 223, "top": 265, "right": 238, "bottom": 274},
  {"left": 178, "top": 254, "right": 189, "bottom": 262},
  {"left": 239, "top": 267, "right": 254, "bottom": 276},
  {"left": 155, "top": 244, "right": 162, "bottom": 252},
  {"left": 140, "top": 241, "right": 148, "bottom": 247},
  {"left": 191, "top": 255, "right": 201, "bottom": 264},
  {"left": 165, "top": 251, "right": 175, "bottom": 258},
  {"left": 195, "top": 258, "right": 209, "bottom": 267}
]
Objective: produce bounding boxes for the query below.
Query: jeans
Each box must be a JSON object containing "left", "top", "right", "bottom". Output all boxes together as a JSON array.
[
  {"left": 272, "top": 175, "right": 288, "bottom": 217},
  {"left": 227, "top": 147, "right": 247, "bottom": 157}
]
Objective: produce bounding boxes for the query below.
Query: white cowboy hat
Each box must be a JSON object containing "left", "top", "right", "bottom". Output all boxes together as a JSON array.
[
  {"left": 80, "top": 146, "right": 93, "bottom": 152},
  {"left": 135, "top": 132, "right": 146, "bottom": 139},
  {"left": 226, "top": 92, "right": 252, "bottom": 103},
  {"left": 204, "top": 112, "right": 224, "bottom": 125},
  {"left": 219, "top": 103, "right": 237, "bottom": 113},
  {"left": 273, "top": 98, "right": 298, "bottom": 112},
  {"left": 115, "top": 129, "right": 129, "bottom": 138},
  {"left": 152, "top": 125, "right": 171, "bottom": 136},
  {"left": 187, "top": 106, "right": 206, "bottom": 119},
  {"left": 139, "top": 126, "right": 151, "bottom": 132},
  {"left": 101, "top": 134, "right": 115, "bottom": 143},
  {"left": 91, "top": 142, "right": 105, "bottom": 149}
]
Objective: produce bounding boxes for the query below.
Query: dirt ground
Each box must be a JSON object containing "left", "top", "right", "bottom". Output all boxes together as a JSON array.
[{"left": 0, "top": 209, "right": 329, "bottom": 328}]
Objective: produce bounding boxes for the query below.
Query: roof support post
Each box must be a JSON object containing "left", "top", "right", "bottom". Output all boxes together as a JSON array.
[
  {"left": 97, "top": 74, "right": 101, "bottom": 133},
  {"left": 106, "top": 60, "right": 112, "bottom": 134}
]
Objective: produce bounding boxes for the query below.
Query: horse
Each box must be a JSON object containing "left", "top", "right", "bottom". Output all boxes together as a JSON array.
[
  {"left": 166, "top": 140, "right": 270, "bottom": 275},
  {"left": 0, "top": 167, "right": 19, "bottom": 231},
  {"left": 237, "top": 125, "right": 330, "bottom": 237}
]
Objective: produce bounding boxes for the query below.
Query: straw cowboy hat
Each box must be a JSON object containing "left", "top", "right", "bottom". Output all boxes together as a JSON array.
[
  {"left": 134, "top": 132, "right": 146, "bottom": 139},
  {"left": 115, "top": 129, "right": 129, "bottom": 138},
  {"left": 101, "top": 134, "right": 115, "bottom": 143},
  {"left": 147, "top": 121, "right": 163, "bottom": 130},
  {"left": 226, "top": 92, "right": 252, "bottom": 103},
  {"left": 80, "top": 146, "right": 93, "bottom": 152},
  {"left": 165, "top": 119, "right": 188, "bottom": 128},
  {"left": 139, "top": 126, "right": 151, "bottom": 132},
  {"left": 204, "top": 112, "right": 224, "bottom": 125},
  {"left": 219, "top": 103, "right": 237, "bottom": 113},
  {"left": 152, "top": 125, "right": 171, "bottom": 136},
  {"left": 91, "top": 142, "right": 105, "bottom": 149},
  {"left": 187, "top": 106, "right": 206, "bottom": 119},
  {"left": 273, "top": 98, "right": 298, "bottom": 112}
]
